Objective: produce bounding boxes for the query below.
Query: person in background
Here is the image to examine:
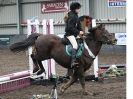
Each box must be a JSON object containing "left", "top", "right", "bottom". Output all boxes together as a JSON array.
[{"left": 78, "top": 15, "right": 95, "bottom": 59}]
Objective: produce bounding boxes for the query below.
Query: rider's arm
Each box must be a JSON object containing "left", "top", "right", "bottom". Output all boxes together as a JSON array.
[{"left": 77, "top": 20, "right": 83, "bottom": 32}]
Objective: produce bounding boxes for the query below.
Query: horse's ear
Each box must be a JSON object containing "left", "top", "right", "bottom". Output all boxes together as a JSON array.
[
  {"left": 102, "top": 24, "right": 105, "bottom": 28},
  {"left": 98, "top": 24, "right": 105, "bottom": 29}
]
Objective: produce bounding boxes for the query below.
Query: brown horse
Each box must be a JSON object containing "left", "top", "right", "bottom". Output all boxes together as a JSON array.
[{"left": 10, "top": 17, "right": 117, "bottom": 95}]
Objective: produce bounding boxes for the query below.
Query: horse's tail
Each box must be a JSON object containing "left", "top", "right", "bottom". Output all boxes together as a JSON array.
[{"left": 10, "top": 33, "right": 42, "bottom": 52}]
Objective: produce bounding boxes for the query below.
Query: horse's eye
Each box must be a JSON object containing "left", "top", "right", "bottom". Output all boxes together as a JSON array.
[{"left": 103, "top": 33, "right": 106, "bottom": 36}]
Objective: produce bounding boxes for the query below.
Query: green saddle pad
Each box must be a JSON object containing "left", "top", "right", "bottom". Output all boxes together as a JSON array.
[{"left": 65, "top": 43, "right": 84, "bottom": 58}]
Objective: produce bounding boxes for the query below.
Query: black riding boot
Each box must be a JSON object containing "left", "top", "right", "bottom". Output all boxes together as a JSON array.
[{"left": 71, "top": 49, "right": 79, "bottom": 68}]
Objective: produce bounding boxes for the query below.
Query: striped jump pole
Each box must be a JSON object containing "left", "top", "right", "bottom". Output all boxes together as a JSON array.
[
  {"left": 92, "top": 19, "right": 99, "bottom": 80},
  {"left": 0, "top": 70, "right": 31, "bottom": 93}
]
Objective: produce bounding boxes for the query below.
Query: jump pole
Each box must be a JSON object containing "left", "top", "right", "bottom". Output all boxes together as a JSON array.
[
  {"left": 27, "top": 19, "right": 39, "bottom": 75},
  {"left": 92, "top": 19, "right": 99, "bottom": 79},
  {"left": 0, "top": 71, "right": 31, "bottom": 93},
  {"left": 47, "top": 19, "right": 56, "bottom": 78},
  {"left": 42, "top": 19, "right": 56, "bottom": 79}
]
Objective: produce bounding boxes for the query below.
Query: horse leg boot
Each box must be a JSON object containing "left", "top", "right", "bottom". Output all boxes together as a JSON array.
[
  {"left": 31, "top": 54, "right": 39, "bottom": 73},
  {"left": 37, "top": 60, "right": 46, "bottom": 75},
  {"left": 71, "top": 49, "right": 79, "bottom": 68},
  {"left": 60, "top": 72, "right": 78, "bottom": 94}
]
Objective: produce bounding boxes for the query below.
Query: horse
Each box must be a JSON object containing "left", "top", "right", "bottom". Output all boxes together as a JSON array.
[{"left": 10, "top": 16, "right": 117, "bottom": 95}]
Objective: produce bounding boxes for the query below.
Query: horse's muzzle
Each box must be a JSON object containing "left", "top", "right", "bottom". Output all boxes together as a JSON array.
[
  {"left": 109, "top": 39, "right": 117, "bottom": 45},
  {"left": 106, "top": 39, "right": 117, "bottom": 45}
]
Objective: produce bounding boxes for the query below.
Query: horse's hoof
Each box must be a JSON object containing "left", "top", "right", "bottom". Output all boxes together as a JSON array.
[
  {"left": 59, "top": 90, "right": 64, "bottom": 95},
  {"left": 37, "top": 70, "right": 45, "bottom": 75},
  {"left": 92, "top": 92, "right": 98, "bottom": 96},
  {"left": 83, "top": 91, "right": 89, "bottom": 95},
  {"left": 82, "top": 91, "right": 94, "bottom": 96},
  {"left": 59, "top": 86, "right": 65, "bottom": 95},
  {"left": 33, "top": 68, "right": 39, "bottom": 73}
]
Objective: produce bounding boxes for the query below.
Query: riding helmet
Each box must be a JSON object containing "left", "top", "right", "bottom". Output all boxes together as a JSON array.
[{"left": 70, "top": 2, "right": 81, "bottom": 11}]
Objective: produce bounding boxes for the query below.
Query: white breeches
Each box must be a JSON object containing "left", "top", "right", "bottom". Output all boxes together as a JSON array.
[
  {"left": 67, "top": 35, "right": 78, "bottom": 50},
  {"left": 67, "top": 35, "right": 95, "bottom": 58}
]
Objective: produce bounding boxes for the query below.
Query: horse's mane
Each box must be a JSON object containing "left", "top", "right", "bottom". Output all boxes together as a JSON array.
[
  {"left": 79, "top": 15, "right": 92, "bottom": 22},
  {"left": 78, "top": 15, "right": 95, "bottom": 40}
]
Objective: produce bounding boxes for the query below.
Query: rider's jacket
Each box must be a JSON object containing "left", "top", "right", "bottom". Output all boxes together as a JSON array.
[{"left": 65, "top": 11, "right": 82, "bottom": 37}]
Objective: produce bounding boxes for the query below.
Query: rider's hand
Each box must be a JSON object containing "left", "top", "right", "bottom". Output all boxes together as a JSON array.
[
  {"left": 79, "top": 31, "right": 84, "bottom": 35},
  {"left": 79, "top": 31, "right": 84, "bottom": 37}
]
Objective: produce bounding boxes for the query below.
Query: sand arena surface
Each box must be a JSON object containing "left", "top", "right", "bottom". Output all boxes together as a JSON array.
[{"left": 0, "top": 49, "right": 126, "bottom": 99}]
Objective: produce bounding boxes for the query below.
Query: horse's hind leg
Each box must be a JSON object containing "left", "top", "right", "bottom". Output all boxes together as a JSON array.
[
  {"left": 37, "top": 60, "right": 46, "bottom": 75},
  {"left": 31, "top": 54, "right": 39, "bottom": 73}
]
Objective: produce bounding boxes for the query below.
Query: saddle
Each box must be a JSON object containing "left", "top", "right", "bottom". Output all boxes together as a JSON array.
[{"left": 61, "top": 37, "right": 84, "bottom": 58}]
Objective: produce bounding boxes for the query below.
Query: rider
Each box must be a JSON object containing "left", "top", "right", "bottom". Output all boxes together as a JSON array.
[{"left": 64, "top": 2, "right": 84, "bottom": 68}]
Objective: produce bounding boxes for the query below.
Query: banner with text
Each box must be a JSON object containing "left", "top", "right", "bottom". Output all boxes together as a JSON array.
[
  {"left": 108, "top": 0, "right": 126, "bottom": 7},
  {"left": 41, "top": 0, "right": 68, "bottom": 13}
]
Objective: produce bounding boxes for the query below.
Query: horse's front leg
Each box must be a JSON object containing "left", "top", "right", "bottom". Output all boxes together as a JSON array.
[
  {"left": 79, "top": 74, "right": 89, "bottom": 95},
  {"left": 78, "top": 68, "right": 94, "bottom": 96},
  {"left": 60, "top": 71, "right": 78, "bottom": 94}
]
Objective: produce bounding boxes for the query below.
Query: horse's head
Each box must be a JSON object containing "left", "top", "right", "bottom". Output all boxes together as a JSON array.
[{"left": 89, "top": 24, "right": 117, "bottom": 45}]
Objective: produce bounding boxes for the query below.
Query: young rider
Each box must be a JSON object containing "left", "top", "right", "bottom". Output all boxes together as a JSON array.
[{"left": 64, "top": 2, "right": 84, "bottom": 68}]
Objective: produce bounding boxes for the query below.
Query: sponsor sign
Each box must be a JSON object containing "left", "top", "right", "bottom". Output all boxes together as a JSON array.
[
  {"left": 41, "top": 0, "right": 68, "bottom": 13},
  {"left": 108, "top": 0, "right": 126, "bottom": 7},
  {"left": 115, "top": 33, "right": 126, "bottom": 45}
]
